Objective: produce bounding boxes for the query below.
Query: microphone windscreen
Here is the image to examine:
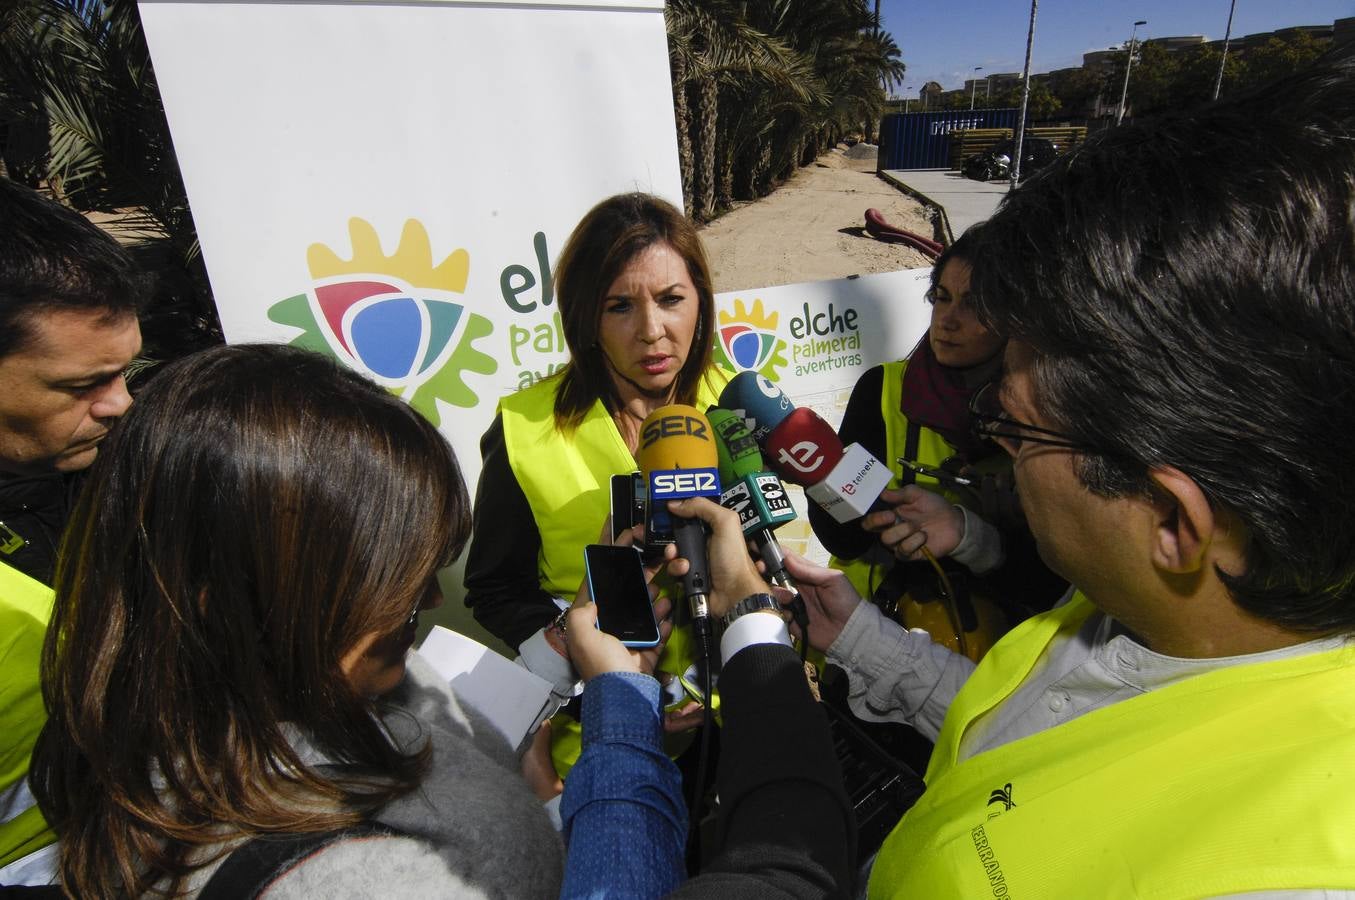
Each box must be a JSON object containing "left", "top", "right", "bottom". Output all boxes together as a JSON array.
[
  {"left": 718, "top": 372, "right": 795, "bottom": 443},
  {"left": 637, "top": 405, "right": 719, "bottom": 474},
  {"left": 707, "top": 406, "right": 765, "bottom": 483},
  {"left": 762, "top": 407, "right": 847, "bottom": 487}
]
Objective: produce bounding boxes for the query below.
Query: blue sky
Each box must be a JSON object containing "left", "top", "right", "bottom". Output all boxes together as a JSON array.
[{"left": 879, "top": 0, "right": 1355, "bottom": 93}]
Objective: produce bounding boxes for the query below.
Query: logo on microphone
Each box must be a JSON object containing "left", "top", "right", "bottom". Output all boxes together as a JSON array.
[
  {"left": 267, "top": 218, "right": 497, "bottom": 425},
  {"left": 713, "top": 299, "right": 788, "bottom": 381},
  {"left": 650, "top": 468, "right": 722, "bottom": 498},
  {"left": 639, "top": 414, "right": 710, "bottom": 451},
  {"left": 775, "top": 441, "right": 828, "bottom": 475}
]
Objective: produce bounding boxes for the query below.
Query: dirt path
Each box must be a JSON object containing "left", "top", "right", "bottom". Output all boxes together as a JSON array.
[{"left": 699, "top": 146, "right": 936, "bottom": 291}]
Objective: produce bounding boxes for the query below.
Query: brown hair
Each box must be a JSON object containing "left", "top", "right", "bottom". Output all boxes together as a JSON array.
[
  {"left": 30, "top": 344, "right": 470, "bottom": 897},
  {"left": 552, "top": 192, "right": 716, "bottom": 429}
]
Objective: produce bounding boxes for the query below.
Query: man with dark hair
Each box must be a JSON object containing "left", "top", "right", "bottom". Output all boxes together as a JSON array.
[
  {"left": 787, "top": 55, "right": 1355, "bottom": 896},
  {"left": 0, "top": 177, "right": 141, "bottom": 886},
  {"left": 0, "top": 177, "right": 142, "bottom": 584}
]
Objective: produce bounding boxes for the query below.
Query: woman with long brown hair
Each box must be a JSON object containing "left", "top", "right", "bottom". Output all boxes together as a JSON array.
[
  {"left": 29, "top": 344, "right": 562, "bottom": 897},
  {"left": 463, "top": 192, "right": 727, "bottom": 778}
]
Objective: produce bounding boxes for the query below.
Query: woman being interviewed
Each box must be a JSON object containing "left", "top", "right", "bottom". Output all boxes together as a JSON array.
[
  {"left": 464, "top": 192, "right": 727, "bottom": 775},
  {"left": 30, "top": 345, "right": 562, "bottom": 898}
]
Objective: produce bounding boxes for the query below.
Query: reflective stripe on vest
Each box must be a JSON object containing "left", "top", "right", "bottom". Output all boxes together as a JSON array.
[
  {"left": 869, "top": 594, "right": 1355, "bottom": 898},
  {"left": 0, "top": 561, "right": 55, "bottom": 867},
  {"left": 831, "top": 359, "right": 957, "bottom": 599}
]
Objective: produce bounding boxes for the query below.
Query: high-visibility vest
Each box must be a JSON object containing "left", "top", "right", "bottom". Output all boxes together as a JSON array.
[
  {"left": 869, "top": 593, "right": 1355, "bottom": 898},
  {"left": 831, "top": 359, "right": 959, "bottom": 600},
  {"left": 500, "top": 369, "right": 729, "bottom": 774},
  {"left": 0, "top": 561, "right": 55, "bottom": 868}
]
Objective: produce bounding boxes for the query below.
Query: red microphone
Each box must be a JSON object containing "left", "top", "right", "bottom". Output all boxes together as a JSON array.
[
  {"left": 762, "top": 408, "right": 845, "bottom": 487},
  {"left": 762, "top": 407, "right": 892, "bottom": 524}
]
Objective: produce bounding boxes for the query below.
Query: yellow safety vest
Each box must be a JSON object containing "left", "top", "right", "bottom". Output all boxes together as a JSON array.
[
  {"left": 0, "top": 561, "right": 55, "bottom": 868},
  {"left": 870, "top": 593, "right": 1355, "bottom": 898},
  {"left": 831, "top": 359, "right": 958, "bottom": 600},
  {"left": 500, "top": 368, "right": 729, "bottom": 774}
]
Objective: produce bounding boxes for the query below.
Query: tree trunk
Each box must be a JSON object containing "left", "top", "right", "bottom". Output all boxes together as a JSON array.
[
  {"left": 716, "top": 123, "right": 734, "bottom": 211},
  {"left": 670, "top": 50, "right": 694, "bottom": 217},
  {"left": 752, "top": 141, "right": 772, "bottom": 197},
  {"left": 696, "top": 75, "right": 718, "bottom": 221}
]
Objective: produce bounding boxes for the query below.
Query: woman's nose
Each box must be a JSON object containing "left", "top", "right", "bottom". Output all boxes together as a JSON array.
[{"left": 637, "top": 303, "right": 664, "bottom": 342}]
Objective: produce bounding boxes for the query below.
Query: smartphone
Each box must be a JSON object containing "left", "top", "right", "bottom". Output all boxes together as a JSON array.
[
  {"left": 584, "top": 544, "right": 661, "bottom": 648},
  {"left": 609, "top": 473, "right": 645, "bottom": 543}
]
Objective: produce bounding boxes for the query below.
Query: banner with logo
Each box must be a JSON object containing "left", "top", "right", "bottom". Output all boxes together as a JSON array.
[
  {"left": 712, "top": 269, "right": 934, "bottom": 563},
  {"left": 137, "top": 0, "right": 933, "bottom": 640},
  {"left": 137, "top": 0, "right": 683, "bottom": 477}
]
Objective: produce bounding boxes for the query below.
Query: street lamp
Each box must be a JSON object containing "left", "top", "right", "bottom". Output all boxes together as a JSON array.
[
  {"left": 1213, "top": 0, "right": 1237, "bottom": 100},
  {"left": 1116, "top": 19, "right": 1147, "bottom": 126},
  {"left": 904, "top": 86, "right": 915, "bottom": 113},
  {"left": 1011, "top": 0, "right": 1040, "bottom": 189},
  {"left": 969, "top": 66, "right": 984, "bottom": 110}
]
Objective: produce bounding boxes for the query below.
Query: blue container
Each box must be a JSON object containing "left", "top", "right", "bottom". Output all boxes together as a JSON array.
[{"left": 878, "top": 108, "right": 1020, "bottom": 170}]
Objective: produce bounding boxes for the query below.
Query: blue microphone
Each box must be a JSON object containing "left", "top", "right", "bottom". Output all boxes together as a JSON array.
[{"left": 718, "top": 371, "right": 795, "bottom": 444}]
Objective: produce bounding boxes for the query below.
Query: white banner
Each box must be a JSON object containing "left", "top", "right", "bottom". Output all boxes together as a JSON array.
[
  {"left": 712, "top": 269, "right": 933, "bottom": 562},
  {"left": 138, "top": 0, "right": 932, "bottom": 630},
  {"left": 137, "top": 0, "right": 682, "bottom": 489}
]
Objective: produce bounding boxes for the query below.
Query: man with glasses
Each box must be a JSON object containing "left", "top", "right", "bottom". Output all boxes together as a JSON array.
[
  {"left": 783, "top": 54, "right": 1355, "bottom": 897},
  {"left": 0, "top": 177, "right": 142, "bottom": 887}
]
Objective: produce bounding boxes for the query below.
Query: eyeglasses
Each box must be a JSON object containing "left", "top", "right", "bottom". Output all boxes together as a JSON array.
[{"left": 968, "top": 381, "right": 1106, "bottom": 455}]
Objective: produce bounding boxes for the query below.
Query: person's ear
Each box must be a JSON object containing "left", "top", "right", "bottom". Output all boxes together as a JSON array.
[{"left": 1146, "top": 466, "right": 1214, "bottom": 574}]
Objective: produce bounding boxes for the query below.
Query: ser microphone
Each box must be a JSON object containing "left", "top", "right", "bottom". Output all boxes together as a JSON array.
[{"left": 636, "top": 405, "right": 722, "bottom": 624}]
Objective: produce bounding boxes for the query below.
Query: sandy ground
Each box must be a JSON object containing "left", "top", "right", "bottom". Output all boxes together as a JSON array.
[{"left": 699, "top": 145, "right": 937, "bottom": 291}]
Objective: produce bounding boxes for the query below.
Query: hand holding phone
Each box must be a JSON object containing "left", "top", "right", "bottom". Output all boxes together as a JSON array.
[{"left": 583, "top": 544, "right": 662, "bottom": 649}]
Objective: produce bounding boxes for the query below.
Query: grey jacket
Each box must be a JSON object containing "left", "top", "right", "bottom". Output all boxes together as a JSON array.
[{"left": 180, "top": 653, "right": 563, "bottom": 899}]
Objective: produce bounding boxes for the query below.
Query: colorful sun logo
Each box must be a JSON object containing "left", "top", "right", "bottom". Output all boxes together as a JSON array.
[
  {"left": 713, "top": 298, "right": 789, "bottom": 381},
  {"left": 267, "top": 218, "right": 497, "bottom": 425}
]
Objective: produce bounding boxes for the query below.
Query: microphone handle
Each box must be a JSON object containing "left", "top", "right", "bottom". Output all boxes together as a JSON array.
[
  {"left": 750, "top": 528, "right": 809, "bottom": 647},
  {"left": 673, "top": 515, "right": 712, "bottom": 621},
  {"left": 751, "top": 529, "right": 794, "bottom": 591}
]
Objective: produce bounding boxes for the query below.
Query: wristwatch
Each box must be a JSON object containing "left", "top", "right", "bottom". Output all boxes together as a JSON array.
[{"left": 719, "top": 593, "right": 782, "bottom": 630}]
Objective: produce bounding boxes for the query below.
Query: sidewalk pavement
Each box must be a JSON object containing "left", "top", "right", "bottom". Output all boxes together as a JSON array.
[{"left": 880, "top": 169, "right": 1009, "bottom": 244}]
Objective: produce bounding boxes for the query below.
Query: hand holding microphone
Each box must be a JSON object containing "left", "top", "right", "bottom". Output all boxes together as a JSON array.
[
  {"left": 636, "top": 405, "right": 722, "bottom": 626},
  {"left": 721, "top": 372, "right": 965, "bottom": 565},
  {"left": 864, "top": 485, "right": 966, "bottom": 560},
  {"left": 662, "top": 497, "right": 773, "bottom": 620}
]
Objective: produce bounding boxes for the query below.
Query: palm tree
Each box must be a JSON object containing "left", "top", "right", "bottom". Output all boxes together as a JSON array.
[
  {"left": 686, "top": 0, "right": 904, "bottom": 214},
  {"left": 666, "top": 0, "right": 824, "bottom": 221},
  {"left": 0, "top": 0, "right": 221, "bottom": 356},
  {"left": 0, "top": 1, "right": 51, "bottom": 185}
]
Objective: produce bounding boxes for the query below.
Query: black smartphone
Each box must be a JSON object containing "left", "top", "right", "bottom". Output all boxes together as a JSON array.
[
  {"left": 610, "top": 473, "right": 644, "bottom": 543},
  {"left": 584, "top": 544, "right": 661, "bottom": 648}
]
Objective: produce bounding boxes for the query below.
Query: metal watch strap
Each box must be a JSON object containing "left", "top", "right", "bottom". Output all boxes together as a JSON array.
[{"left": 720, "top": 592, "right": 781, "bottom": 630}]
